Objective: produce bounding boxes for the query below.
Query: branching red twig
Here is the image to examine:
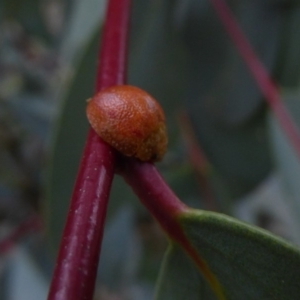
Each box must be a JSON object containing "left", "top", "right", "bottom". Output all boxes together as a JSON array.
[
  {"left": 46, "top": 1, "right": 247, "bottom": 300},
  {"left": 210, "top": 0, "right": 300, "bottom": 157},
  {"left": 118, "top": 158, "right": 226, "bottom": 300},
  {"left": 47, "top": 1, "right": 132, "bottom": 299}
]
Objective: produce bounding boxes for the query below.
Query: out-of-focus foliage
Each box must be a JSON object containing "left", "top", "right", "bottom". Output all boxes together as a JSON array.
[
  {"left": 0, "top": 0, "right": 63, "bottom": 221},
  {"left": 0, "top": 0, "right": 65, "bottom": 297}
]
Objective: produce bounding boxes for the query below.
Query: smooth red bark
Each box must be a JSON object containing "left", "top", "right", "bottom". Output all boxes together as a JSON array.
[
  {"left": 47, "top": 0, "right": 132, "bottom": 299},
  {"left": 118, "top": 159, "right": 189, "bottom": 229},
  {"left": 118, "top": 158, "right": 226, "bottom": 300}
]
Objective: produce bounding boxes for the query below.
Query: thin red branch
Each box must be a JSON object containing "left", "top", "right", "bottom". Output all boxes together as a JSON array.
[
  {"left": 47, "top": 0, "right": 132, "bottom": 299},
  {"left": 178, "top": 111, "right": 218, "bottom": 211},
  {"left": 118, "top": 159, "right": 189, "bottom": 230},
  {"left": 118, "top": 158, "right": 226, "bottom": 300},
  {"left": 210, "top": 0, "right": 300, "bottom": 157}
]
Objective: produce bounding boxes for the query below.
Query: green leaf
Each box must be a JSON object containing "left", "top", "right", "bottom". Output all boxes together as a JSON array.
[
  {"left": 181, "top": 0, "right": 281, "bottom": 123},
  {"left": 177, "top": 1, "right": 287, "bottom": 198},
  {"left": 129, "top": 0, "right": 188, "bottom": 145},
  {"left": 212, "top": 1, "right": 281, "bottom": 124},
  {"left": 156, "top": 210, "right": 300, "bottom": 299},
  {"left": 61, "top": 0, "right": 107, "bottom": 63}
]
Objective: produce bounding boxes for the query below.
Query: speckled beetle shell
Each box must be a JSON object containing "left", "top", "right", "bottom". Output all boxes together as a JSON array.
[{"left": 86, "top": 85, "right": 168, "bottom": 162}]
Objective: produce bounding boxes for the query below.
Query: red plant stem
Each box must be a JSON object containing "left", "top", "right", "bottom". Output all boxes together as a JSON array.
[
  {"left": 119, "top": 159, "right": 189, "bottom": 230},
  {"left": 210, "top": 0, "right": 300, "bottom": 156},
  {"left": 47, "top": 0, "right": 132, "bottom": 299},
  {"left": 118, "top": 159, "right": 226, "bottom": 300}
]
